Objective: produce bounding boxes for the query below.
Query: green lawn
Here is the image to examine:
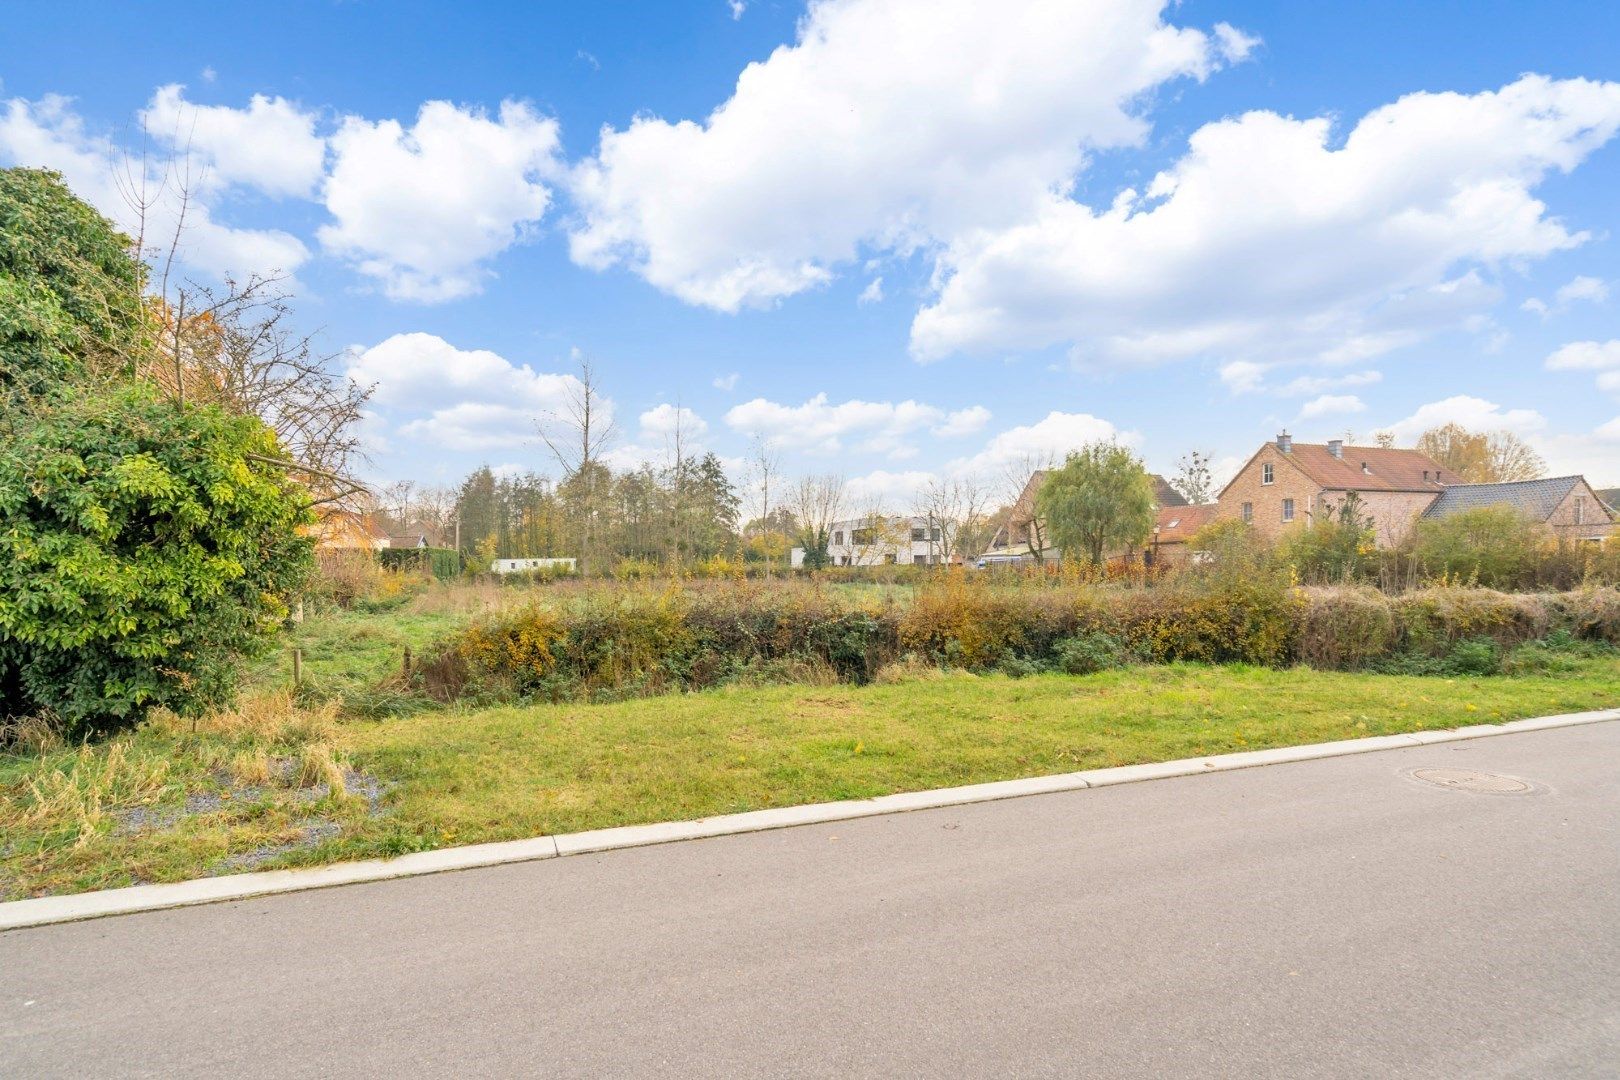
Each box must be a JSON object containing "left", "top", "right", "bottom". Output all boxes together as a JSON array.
[{"left": 5, "top": 657, "right": 1617, "bottom": 899}]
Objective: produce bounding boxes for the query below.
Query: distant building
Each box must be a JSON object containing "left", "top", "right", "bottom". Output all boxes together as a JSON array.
[
  {"left": 978, "top": 471, "right": 1188, "bottom": 564},
  {"left": 491, "top": 557, "right": 578, "bottom": 574},
  {"left": 790, "top": 515, "right": 949, "bottom": 567},
  {"left": 1216, "top": 433, "right": 1614, "bottom": 546},
  {"left": 387, "top": 534, "right": 430, "bottom": 549},
  {"left": 307, "top": 509, "right": 389, "bottom": 552},
  {"left": 1422, "top": 475, "right": 1614, "bottom": 543}
]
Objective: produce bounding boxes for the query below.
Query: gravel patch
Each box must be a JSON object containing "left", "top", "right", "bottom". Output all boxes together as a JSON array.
[{"left": 218, "top": 820, "right": 345, "bottom": 873}]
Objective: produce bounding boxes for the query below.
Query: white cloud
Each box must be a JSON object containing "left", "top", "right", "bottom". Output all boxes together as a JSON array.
[
  {"left": 1525, "top": 274, "right": 1610, "bottom": 317},
  {"left": 142, "top": 84, "right": 325, "bottom": 198},
  {"left": 845, "top": 469, "right": 937, "bottom": 508},
  {"left": 0, "top": 92, "right": 310, "bottom": 280},
  {"left": 712, "top": 372, "right": 740, "bottom": 391},
  {"left": 1377, "top": 395, "right": 1547, "bottom": 444},
  {"left": 346, "top": 333, "right": 583, "bottom": 452},
  {"left": 946, "top": 410, "right": 1133, "bottom": 477},
  {"left": 1557, "top": 275, "right": 1609, "bottom": 305},
  {"left": 639, "top": 403, "right": 708, "bottom": 440},
  {"left": 913, "top": 75, "right": 1620, "bottom": 364},
  {"left": 568, "top": 0, "right": 1244, "bottom": 311},
  {"left": 1298, "top": 394, "right": 1366, "bottom": 419},
  {"left": 725, "top": 392, "right": 983, "bottom": 457},
  {"left": 1278, "top": 370, "right": 1382, "bottom": 397},
  {"left": 319, "top": 100, "right": 561, "bottom": 302},
  {"left": 933, "top": 405, "right": 992, "bottom": 437},
  {"left": 1546, "top": 339, "right": 1620, "bottom": 371},
  {"left": 728, "top": 0, "right": 747, "bottom": 19},
  {"left": 858, "top": 277, "right": 884, "bottom": 305}
]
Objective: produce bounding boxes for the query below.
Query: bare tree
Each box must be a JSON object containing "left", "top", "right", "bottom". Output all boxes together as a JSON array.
[
  {"left": 788, "top": 474, "right": 844, "bottom": 569},
  {"left": 914, "top": 474, "right": 990, "bottom": 564},
  {"left": 747, "top": 436, "right": 782, "bottom": 575},
  {"left": 538, "top": 356, "right": 617, "bottom": 575}
]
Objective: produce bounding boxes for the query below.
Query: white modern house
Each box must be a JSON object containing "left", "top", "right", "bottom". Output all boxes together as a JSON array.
[{"left": 790, "top": 516, "right": 947, "bottom": 567}]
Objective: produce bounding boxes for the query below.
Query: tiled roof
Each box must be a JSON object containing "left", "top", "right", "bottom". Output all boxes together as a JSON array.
[
  {"left": 1598, "top": 488, "right": 1620, "bottom": 512},
  {"left": 1154, "top": 503, "right": 1216, "bottom": 544},
  {"left": 1151, "top": 474, "right": 1188, "bottom": 507},
  {"left": 1285, "top": 443, "right": 1458, "bottom": 493},
  {"left": 1421, "top": 476, "right": 1584, "bottom": 522}
]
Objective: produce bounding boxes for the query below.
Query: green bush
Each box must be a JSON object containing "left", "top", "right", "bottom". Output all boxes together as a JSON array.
[
  {"left": 1407, "top": 507, "right": 1544, "bottom": 589},
  {"left": 1052, "top": 631, "right": 1130, "bottom": 674},
  {"left": 1445, "top": 637, "right": 1502, "bottom": 676},
  {"left": 0, "top": 384, "right": 313, "bottom": 734},
  {"left": 378, "top": 546, "right": 461, "bottom": 579}
]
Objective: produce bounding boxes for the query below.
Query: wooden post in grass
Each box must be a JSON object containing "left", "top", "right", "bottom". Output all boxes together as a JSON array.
[
  {"left": 402, "top": 646, "right": 413, "bottom": 679},
  {"left": 292, "top": 648, "right": 303, "bottom": 687}
]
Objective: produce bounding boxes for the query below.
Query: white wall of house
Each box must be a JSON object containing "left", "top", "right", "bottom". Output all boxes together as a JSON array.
[
  {"left": 491, "top": 557, "right": 578, "bottom": 574},
  {"left": 824, "top": 516, "right": 946, "bottom": 566}
]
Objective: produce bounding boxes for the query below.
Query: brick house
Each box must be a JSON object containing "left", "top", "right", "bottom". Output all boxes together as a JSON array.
[
  {"left": 1215, "top": 434, "right": 1460, "bottom": 546},
  {"left": 1216, "top": 434, "right": 1615, "bottom": 546},
  {"left": 1422, "top": 475, "right": 1615, "bottom": 543}
]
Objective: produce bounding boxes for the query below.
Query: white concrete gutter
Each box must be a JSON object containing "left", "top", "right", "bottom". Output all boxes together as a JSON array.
[{"left": 3, "top": 707, "right": 1615, "bottom": 932}]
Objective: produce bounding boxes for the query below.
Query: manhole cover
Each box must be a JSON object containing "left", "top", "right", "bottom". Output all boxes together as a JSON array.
[{"left": 1408, "top": 767, "right": 1533, "bottom": 794}]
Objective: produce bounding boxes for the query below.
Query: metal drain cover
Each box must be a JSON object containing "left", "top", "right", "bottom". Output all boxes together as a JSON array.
[{"left": 1409, "top": 767, "right": 1532, "bottom": 794}]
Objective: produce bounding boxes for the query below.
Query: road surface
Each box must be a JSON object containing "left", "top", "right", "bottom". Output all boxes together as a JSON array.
[{"left": 4, "top": 722, "right": 1617, "bottom": 1078}]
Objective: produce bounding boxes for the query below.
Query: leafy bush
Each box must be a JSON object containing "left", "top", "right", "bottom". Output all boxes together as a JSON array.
[
  {"left": 1297, "top": 588, "right": 1397, "bottom": 670},
  {"left": 378, "top": 546, "right": 461, "bottom": 580},
  {"left": 1052, "top": 631, "right": 1130, "bottom": 674},
  {"left": 1445, "top": 637, "right": 1502, "bottom": 676},
  {"left": 0, "top": 385, "right": 313, "bottom": 734},
  {"left": 1407, "top": 507, "right": 1545, "bottom": 589}
]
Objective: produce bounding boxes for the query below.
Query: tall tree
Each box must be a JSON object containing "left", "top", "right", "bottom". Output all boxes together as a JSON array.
[
  {"left": 539, "top": 357, "right": 616, "bottom": 574},
  {"left": 1036, "top": 442, "right": 1158, "bottom": 565},
  {"left": 1171, "top": 449, "right": 1214, "bottom": 505},
  {"left": 747, "top": 436, "right": 782, "bottom": 574},
  {"left": 789, "top": 474, "right": 844, "bottom": 570},
  {"left": 1416, "top": 423, "right": 1545, "bottom": 483}
]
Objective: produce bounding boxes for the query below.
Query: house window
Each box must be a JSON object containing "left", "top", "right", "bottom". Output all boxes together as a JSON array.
[
  {"left": 1242, "top": 502, "right": 1253, "bottom": 523},
  {"left": 1282, "top": 499, "right": 1295, "bottom": 523},
  {"left": 852, "top": 527, "right": 875, "bottom": 545},
  {"left": 1576, "top": 496, "right": 1587, "bottom": 526},
  {"left": 913, "top": 554, "right": 926, "bottom": 565},
  {"left": 911, "top": 527, "right": 926, "bottom": 541},
  {"left": 1262, "top": 463, "right": 1274, "bottom": 485},
  {"left": 931, "top": 526, "right": 942, "bottom": 541},
  {"left": 833, "top": 530, "right": 844, "bottom": 546}
]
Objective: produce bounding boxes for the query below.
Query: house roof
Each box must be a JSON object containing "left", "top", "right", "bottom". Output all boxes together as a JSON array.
[
  {"left": 1281, "top": 443, "right": 1459, "bottom": 493},
  {"left": 1154, "top": 503, "right": 1217, "bottom": 544},
  {"left": 1598, "top": 488, "right": 1620, "bottom": 512},
  {"left": 1422, "top": 476, "right": 1599, "bottom": 522},
  {"left": 1152, "top": 474, "right": 1188, "bottom": 507}
]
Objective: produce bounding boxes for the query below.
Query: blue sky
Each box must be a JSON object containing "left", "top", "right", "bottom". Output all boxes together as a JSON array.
[{"left": 4, "top": 0, "right": 1618, "bottom": 505}]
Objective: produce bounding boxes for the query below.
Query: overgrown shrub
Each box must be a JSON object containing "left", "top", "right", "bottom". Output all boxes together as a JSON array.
[
  {"left": 378, "top": 546, "right": 461, "bottom": 580},
  {"left": 1298, "top": 588, "right": 1397, "bottom": 670},
  {"left": 0, "top": 385, "right": 313, "bottom": 735},
  {"left": 1052, "top": 631, "right": 1131, "bottom": 674}
]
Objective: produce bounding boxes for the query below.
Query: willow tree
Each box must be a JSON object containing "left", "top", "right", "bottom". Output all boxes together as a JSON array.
[{"left": 1036, "top": 442, "right": 1157, "bottom": 566}]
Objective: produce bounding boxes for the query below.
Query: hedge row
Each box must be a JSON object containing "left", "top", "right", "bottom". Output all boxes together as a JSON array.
[{"left": 414, "top": 580, "right": 1620, "bottom": 704}]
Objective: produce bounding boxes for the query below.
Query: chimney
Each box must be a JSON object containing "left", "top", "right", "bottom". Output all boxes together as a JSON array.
[
  {"left": 1276, "top": 431, "right": 1293, "bottom": 454},
  {"left": 1326, "top": 439, "right": 1343, "bottom": 459}
]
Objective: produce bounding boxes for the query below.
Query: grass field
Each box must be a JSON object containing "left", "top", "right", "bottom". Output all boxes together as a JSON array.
[{"left": 5, "top": 648, "right": 1617, "bottom": 900}]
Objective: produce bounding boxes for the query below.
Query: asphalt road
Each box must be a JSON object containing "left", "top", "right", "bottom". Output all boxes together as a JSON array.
[{"left": 4, "top": 722, "right": 1618, "bottom": 1078}]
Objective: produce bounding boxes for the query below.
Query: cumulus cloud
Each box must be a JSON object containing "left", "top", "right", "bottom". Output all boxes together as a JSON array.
[
  {"left": 142, "top": 83, "right": 325, "bottom": 198},
  {"left": 0, "top": 92, "right": 310, "bottom": 280},
  {"left": 346, "top": 333, "right": 583, "bottom": 452},
  {"left": 945, "top": 411, "right": 1133, "bottom": 477},
  {"left": 857, "top": 277, "right": 884, "bottom": 305},
  {"left": 712, "top": 372, "right": 740, "bottom": 392},
  {"left": 1547, "top": 339, "right": 1620, "bottom": 371},
  {"left": 1377, "top": 395, "right": 1546, "bottom": 444},
  {"left": 725, "top": 393, "right": 989, "bottom": 457},
  {"left": 845, "top": 469, "right": 938, "bottom": 508},
  {"left": 1298, "top": 394, "right": 1366, "bottom": 419},
  {"left": 1523, "top": 274, "right": 1610, "bottom": 316},
  {"left": 913, "top": 75, "right": 1620, "bottom": 365},
  {"left": 639, "top": 403, "right": 709, "bottom": 440},
  {"left": 319, "top": 100, "right": 561, "bottom": 302},
  {"left": 568, "top": 0, "right": 1244, "bottom": 311}
]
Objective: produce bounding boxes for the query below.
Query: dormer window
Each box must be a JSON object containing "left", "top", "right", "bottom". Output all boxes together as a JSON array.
[{"left": 1262, "top": 463, "right": 1274, "bottom": 485}]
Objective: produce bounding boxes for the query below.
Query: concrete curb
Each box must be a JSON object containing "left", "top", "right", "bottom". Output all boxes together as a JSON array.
[{"left": 4, "top": 707, "right": 1615, "bottom": 932}]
